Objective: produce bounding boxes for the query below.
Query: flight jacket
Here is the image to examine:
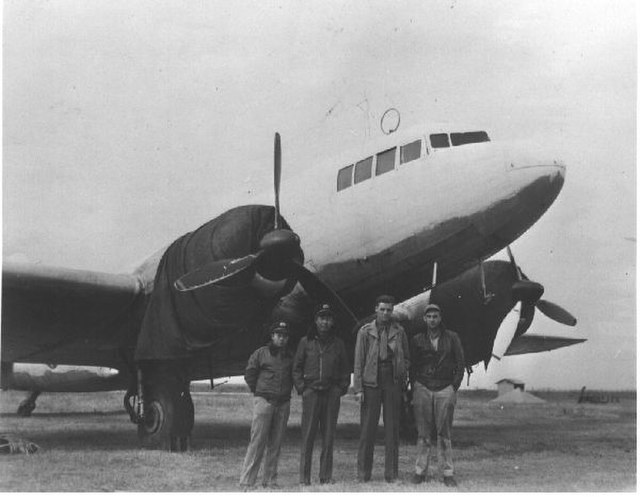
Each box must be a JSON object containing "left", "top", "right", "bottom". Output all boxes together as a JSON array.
[
  {"left": 292, "top": 330, "right": 351, "bottom": 395},
  {"left": 353, "top": 320, "right": 410, "bottom": 393},
  {"left": 244, "top": 343, "right": 294, "bottom": 404},
  {"left": 410, "top": 328, "right": 465, "bottom": 391}
]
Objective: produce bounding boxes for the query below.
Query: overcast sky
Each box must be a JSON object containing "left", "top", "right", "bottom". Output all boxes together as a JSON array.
[{"left": 3, "top": 0, "right": 636, "bottom": 390}]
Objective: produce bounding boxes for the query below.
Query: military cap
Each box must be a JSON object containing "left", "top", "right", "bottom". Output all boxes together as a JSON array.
[
  {"left": 314, "top": 303, "right": 335, "bottom": 318},
  {"left": 270, "top": 321, "right": 290, "bottom": 335},
  {"left": 423, "top": 303, "right": 441, "bottom": 314}
]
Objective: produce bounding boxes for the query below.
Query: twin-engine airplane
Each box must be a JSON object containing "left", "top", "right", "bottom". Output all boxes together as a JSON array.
[{"left": 1, "top": 122, "right": 583, "bottom": 451}]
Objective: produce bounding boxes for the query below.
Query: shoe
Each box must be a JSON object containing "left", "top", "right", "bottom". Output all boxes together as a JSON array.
[
  {"left": 300, "top": 481, "right": 311, "bottom": 486},
  {"left": 240, "top": 485, "right": 254, "bottom": 492},
  {"left": 443, "top": 476, "right": 457, "bottom": 487},
  {"left": 385, "top": 477, "right": 398, "bottom": 484},
  {"left": 262, "top": 482, "right": 281, "bottom": 489},
  {"left": 411, "top": 473, "right": 425, "bottom": 484},
  {"left": 320, "top": 479, "right": 335, "bottom": 485}
]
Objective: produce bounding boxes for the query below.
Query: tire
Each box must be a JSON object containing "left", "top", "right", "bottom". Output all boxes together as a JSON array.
[
  {"left": 137, "top": 386, "right": 194, "bottom": 451},
  {"left": 137, "top": 385, "right": 177, "bottom": 450}
]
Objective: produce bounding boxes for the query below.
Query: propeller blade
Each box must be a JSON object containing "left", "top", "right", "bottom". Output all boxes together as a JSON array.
[
  {"left": 291, "top": 263, "right": 359, "bottom": 327},
  {"left": 174, "top": 254, "right": 259, "bottom": 292},
  {"left": 536, "top": 299, "right": 577, "bottom": 326},
  {"left": 491, "top": 300, "right": 522, "bottom": 360},
  {"left": 506, "top": 245, "right": 522, "bottom": 280},
  {"left": 274, "top": 132, "right": 281, "bottom": 230},
  {"left": 504, "top": 334, "right": 585, "bottom": 356}
]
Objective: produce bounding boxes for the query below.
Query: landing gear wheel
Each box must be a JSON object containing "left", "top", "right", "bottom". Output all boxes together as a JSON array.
[
  {"left": 137, "top": 386, "right": 176, "bottom": 450},
  {"left": 137, "top": 387, "right": 193, "bottom": 451}
]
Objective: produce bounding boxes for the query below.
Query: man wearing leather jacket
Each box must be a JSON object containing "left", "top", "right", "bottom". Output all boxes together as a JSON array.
[
  {"left": 293, "top": 304, "right": 350, "bottom": 486},
  {"left": 410, "top": 303, "right": 465, "bottom": 487}
]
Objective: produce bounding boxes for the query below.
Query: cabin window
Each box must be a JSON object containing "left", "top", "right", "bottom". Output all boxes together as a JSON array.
[
  {"left": 337, "top": 165, "right": 353, "bottom": 191},
  {"left": 450, "top": 131, "right": 490, "bottom": 146},
  {"left": 400, "top": 139, "right": 421, "bottom": 164},
  {"left": 354, "top": 157, "right": 373, "bottom": 184},
  {"left": 430, "top": 133, "right": 450, "bottom": 148},
  {"left": 376, "top": 147, "right": 396, "bottom": 176}
]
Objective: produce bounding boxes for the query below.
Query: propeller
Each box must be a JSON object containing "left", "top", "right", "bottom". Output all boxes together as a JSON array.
[
  {"left": 506, "top": 246, "right": 577, "bottom": 328},
  {"left": 490, "top": 248, "right": 577, "bottom": 361},
  {"left": 173, "top": 132, "right": 358, "bottom": 327}
]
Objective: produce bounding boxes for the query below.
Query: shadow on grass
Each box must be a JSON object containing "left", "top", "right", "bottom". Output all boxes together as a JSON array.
[{"left": 0, "top": 410, "right": 127, "bottom": 418}]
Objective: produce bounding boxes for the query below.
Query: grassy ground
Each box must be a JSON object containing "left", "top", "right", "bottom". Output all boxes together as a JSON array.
[{"left": 0, "top": 388, "right": 635, "bottom": 492}]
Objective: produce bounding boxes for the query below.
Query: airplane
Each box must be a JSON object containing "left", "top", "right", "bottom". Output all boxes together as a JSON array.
[{"left": 1, "top": 121, "right": 584, "bottom": 451}]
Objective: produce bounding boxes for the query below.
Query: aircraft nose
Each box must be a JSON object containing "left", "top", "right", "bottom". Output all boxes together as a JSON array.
[
  {"left": 477, "top": 142, "right": 567, "bottom": 244},
  {"left": 504, "top": 142, "right": 566, "bottom": 200}
]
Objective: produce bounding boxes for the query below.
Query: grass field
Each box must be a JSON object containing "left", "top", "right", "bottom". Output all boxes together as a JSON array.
[{"left": 0, "top": 387, "right": 636, "bottom": 492}]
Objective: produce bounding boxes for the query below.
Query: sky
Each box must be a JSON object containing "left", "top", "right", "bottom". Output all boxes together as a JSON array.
[{"left": 3, "top": 0, "right": 636, "bottom": 390}]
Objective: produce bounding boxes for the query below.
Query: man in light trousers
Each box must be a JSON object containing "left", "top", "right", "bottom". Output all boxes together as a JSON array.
[
  {"left": 239, "top": 321, "right": 293, "bottom": 490},
  {"left": 410, "top": 303, "right": 465, "bottom": 487}
]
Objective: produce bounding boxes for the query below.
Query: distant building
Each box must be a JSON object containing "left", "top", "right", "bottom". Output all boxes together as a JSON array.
[
  {"left": 495, "top": 378, "right": 525, "bottom": 397},
  {"left": 490, "top": 378, "right": 545, "bottom": 404}
]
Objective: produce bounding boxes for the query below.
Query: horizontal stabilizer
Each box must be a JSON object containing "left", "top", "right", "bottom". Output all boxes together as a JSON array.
[{"left": 504, "top": 334, "right": 586, "bottom": 356}]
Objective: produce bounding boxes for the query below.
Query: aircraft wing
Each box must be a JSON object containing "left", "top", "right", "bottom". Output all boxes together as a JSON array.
[
  {"left": 504, "top": 334, "right": 586, "bottom": 356},
  {"left": 1, "top": 261, "right": 144, "bottom": 368}
]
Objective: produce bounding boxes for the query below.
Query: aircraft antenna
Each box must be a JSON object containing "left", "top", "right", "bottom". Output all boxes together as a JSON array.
[{"left": 381, "top": 108, "right": 401, "bottom": 135}]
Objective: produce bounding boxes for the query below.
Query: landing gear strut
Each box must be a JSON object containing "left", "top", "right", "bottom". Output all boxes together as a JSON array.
[{"left": 17, "top": 391, "right": 41, "bottom": 417}]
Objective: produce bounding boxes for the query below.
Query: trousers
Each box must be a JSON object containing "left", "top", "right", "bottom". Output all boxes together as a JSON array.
[
  {"left": 412, "top": 382, "right": 456, "bottom": 477},
  {"left": 239, "top": 396, "right": 290, "bottom": 487},
  {"left": 357, "top": 363, "right": 401, "bottom": 482},
  {"left": 299, "top": 386, "right": 342, "bottom": 483}
]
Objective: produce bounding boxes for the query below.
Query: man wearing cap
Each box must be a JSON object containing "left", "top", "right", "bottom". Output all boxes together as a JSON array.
[
  {"left": 410, "top": 303, "right": 465, "bottom": 487},
  {"left": 353, "top": 294, "right": 410, "bottom": 483},
  {"left": 239, "top": 321, "right": 294, "bottom": 490},
  {"left": 293, "top": 304, "right": 350, "bottom": 486}
]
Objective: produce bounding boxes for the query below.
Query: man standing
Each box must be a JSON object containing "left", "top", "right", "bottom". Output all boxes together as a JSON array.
[
  {"left": 353, "top": 295, "right": 410, "bottom": 483},
  {"left": 410, "top": 303, "right": 465, "bottom": 487},
  {"left": 293, "top": 304, "right": 350, "bottom": 486},
  {"left": 239, "top": 321, "right": 293, "bottom": 491}
]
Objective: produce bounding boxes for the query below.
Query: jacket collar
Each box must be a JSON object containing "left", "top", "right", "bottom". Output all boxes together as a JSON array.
[{"left": 364, "top": 320, "right": 399, "bottom": 340}]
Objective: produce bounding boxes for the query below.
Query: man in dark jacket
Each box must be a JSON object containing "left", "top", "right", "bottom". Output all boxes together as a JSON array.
[
  {"left": 293, "top": 304, "right": 350, "bottom": 486},
  {"left": 410, "top": 303, "right": 465, "bottom": 487},
  {"left": 353, "top": 294, "right": 410, "bottom": 483},
  {"left": 239, "top": 321, "right": 294, "bottom": 490}
]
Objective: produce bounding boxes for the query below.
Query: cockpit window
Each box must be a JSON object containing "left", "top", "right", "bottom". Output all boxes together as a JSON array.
[
  {"left": 354, "top": 157, "right": 373, "bottom": 184},
  {"left": 376, "top": 147, "right": 396, "bottom": 176},
  {"left": 430, "top": 133, "right": 450, "bottom": 149},
  {"left": 450, "top": 131, "right": 490, "bottom": 146},
  {"left": 400, "top": 139, "right": 421, "bottom": 164},
  {"left": 337, "top": 165, "right": 353, "bottom": 191}
]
